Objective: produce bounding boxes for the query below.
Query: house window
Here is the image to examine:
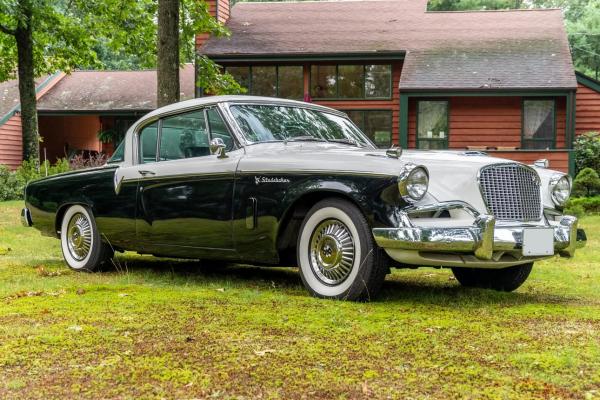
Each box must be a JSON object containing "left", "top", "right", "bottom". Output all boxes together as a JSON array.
[
  {"left": 347, "top": 110, "right": 393, "bottom": 148},
  {"left": 522, "top": 100, "right": 555, "bottom": 149},
  {"left": 310, "top": 65, "right": 392, "bottom": 99},
  {"left": 225, "top": 66, "right": 303, "bottom": 99},
  {"left": 417, "top": 100, "right": 449, "bottom": 150}
]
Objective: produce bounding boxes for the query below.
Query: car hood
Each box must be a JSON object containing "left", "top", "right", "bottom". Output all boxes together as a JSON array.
[
  {"left": 240, "top": 143, "right": 559, "bottom": 214},
  {"left": 241, "top": 142, "right": 502, "bottom": 174}
]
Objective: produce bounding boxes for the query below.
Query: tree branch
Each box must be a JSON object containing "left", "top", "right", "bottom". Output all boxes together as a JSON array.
[{"left": 0, "top": 23, "right": 16, "bottom": 36}]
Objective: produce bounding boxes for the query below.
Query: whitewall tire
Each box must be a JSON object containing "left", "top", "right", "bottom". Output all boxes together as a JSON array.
[
  {"left": 297, "top": 198, "right": 388, "bottom": 300},
  {"left": 60, "top": 204, "right": 113, "bottom": 271}
]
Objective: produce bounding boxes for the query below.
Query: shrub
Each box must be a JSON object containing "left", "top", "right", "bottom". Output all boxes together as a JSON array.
[
  {"left": 572, "top": 168, "right": 600, "bottom": 197},
  {"left": 573, "top": 132, "right": 600, "bottom": 175},
  {"left": 69, "top": 153, "right": 108, "bottom": 170},
  {"left": 564, "top": 196, "right": 600, "bottom": 216},
  {"left": 0, "top": 165, "right": 22, "bottom": 201},
  {"left": 0, "top": 159, "right": 71, "bottom": 201}
]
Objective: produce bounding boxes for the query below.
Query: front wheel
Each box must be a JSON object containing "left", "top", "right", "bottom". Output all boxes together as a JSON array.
[
  {"left": 451, "top": 262, "right": 533, "bottom": 292},
  {"left": 60, "top": 204, "right": 114, "bottom": 271},
  {"left": 297, "top": 198, "right": 388, "bottom": 301}
]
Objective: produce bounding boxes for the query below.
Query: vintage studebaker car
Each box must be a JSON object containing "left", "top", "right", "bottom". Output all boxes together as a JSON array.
[{"left": 22, "top": 96, "right": 587, "bottom": 300}]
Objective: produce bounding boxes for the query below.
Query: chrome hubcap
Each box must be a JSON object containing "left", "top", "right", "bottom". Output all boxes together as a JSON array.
[
  {"left": 309, "top": 219, "right": 355, "bottom": 285},
  {"left": 67, "top": 213, "right": 92, "bottom": 261}
]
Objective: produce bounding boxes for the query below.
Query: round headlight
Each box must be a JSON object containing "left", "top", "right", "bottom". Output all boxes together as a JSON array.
[
  {"left": 550, "top": 174, "right": 571, "bottom": 207},
  {"left": 399, "top": 165, "right": 429, "bottom": 202}
]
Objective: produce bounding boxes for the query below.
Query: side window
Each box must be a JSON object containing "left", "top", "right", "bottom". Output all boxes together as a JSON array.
[
  {"left": 139, "top": 122, "right": 158, "bottom": 163},
  {"left": 207, "top": 108, "right": 235, "bottom": 151},
  {"left": 160, "top": 110, "right": 209, "bottom": 160}
]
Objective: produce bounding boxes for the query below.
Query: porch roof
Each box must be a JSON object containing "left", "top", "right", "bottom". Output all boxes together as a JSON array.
[
  {"left": 36, "top": 64, "right": 195, "bottom": 113},
  {"left": 201, "top": 0, "right": 576, "bottom": 91}
]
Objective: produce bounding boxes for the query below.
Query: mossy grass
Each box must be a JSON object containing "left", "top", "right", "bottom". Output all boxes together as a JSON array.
[{"left": 1, "top": 201, "right": 598, "bottom": 399}]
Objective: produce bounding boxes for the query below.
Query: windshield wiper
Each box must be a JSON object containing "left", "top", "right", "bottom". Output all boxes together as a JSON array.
[
  {"left": 327, "top": 138, "right": 360, "bottom": 147},
  {"left": 284, "top": 135, "right": 328, "bottom": 143}
]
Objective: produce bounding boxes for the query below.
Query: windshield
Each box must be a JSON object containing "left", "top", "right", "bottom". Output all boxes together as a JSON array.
[
  {"left": 229, "top": 104, "right": 373, "bottom": 147},
  {"left": 107, "top": 140, "right": 125, "bottom": 164}
]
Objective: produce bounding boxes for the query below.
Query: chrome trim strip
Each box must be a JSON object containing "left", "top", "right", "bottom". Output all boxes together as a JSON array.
[{"left": 237, "top": 170, "right": 397, "bottom": 178}]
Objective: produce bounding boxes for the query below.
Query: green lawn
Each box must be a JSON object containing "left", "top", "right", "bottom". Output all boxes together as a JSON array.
[{"left": 0, "top": 200, "right": 599, "bottom": 399}]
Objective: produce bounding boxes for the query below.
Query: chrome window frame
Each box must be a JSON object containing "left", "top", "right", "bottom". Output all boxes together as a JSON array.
[
  {"left": 132, "top": 104, "right": 243, "bottom": 166},
  {"left": 220, "top": 101, "right": 377, "bottom": 149}
]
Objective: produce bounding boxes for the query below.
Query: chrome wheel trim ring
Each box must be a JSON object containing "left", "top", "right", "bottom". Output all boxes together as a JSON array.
[
  {"left": 309, "top": 218, "right": 355, "bottom": 285},
  {"left": 66, "top": 212, "right": 92, "bottom": 261}
]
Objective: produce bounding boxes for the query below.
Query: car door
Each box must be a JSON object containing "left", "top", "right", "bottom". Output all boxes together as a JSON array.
[{"left": 133, "top": 106, "right": 241, "bottom": 257}]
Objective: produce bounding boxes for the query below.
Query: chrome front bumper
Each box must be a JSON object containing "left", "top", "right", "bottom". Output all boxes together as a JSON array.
[{"left": 373, "top": 202, "right": 587, "bottom": 262}]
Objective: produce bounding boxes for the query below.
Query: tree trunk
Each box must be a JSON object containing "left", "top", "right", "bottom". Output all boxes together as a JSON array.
[
  {"left": 157, "top": 0, "right": 180, "bottom": 108},
  {"left": 15, "top": 1, "right": 39, "bottom": 164}
]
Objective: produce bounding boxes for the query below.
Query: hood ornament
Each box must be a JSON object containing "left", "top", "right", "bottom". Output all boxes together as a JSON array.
[{"left": 386, "top": 146, "right": 403, "bottom": 159}]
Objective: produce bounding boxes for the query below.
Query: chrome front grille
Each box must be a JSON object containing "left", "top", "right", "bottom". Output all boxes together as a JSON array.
[{"left": 479, "top": 164, "right": 542, "bottom": 221}]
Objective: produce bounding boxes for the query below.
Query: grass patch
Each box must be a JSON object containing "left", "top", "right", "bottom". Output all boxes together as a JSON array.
[{"left": 0, "top": 200, "right": 599, "bottom": 399}]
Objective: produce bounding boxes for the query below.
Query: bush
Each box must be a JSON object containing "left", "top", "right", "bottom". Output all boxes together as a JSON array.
[
  {"left": 0, "top": 159, "right": 71, "bottom": 201},
  {"left": 564, "top": 196, "right": 600, "bottom": 216},
  {"left": 574, "top": 132, "right": 600, "bottom": 175},
  {"left": 572, "top": 168, "right": 600, "bottom": 197},
  {"left": 0, "top": 165, "right": 22, "bottom": 201}
]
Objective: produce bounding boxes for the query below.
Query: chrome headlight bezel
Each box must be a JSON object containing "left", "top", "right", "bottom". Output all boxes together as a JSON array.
[
  {"left": 398, "top": 164, "right": 429, "bottom": 203},
  {"left": 549, "top": 173, "right": 572, "bottom": 207}
]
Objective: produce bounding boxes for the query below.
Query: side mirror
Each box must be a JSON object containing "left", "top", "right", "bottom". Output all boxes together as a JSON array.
[{"left": 210, "top": 137, "right": 228, "bottom": 158}]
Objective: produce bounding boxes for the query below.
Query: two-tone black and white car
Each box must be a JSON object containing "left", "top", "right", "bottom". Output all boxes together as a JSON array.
[{"left": 22, "top": 96, "right": 587, "bottom": 300}]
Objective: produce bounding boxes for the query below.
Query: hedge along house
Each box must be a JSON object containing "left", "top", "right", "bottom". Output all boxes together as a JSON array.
[
  {"left": 196, "top": 0, "right": 598, "bottom": 173},
  {"left": 0, "top": 65, "right": 195, "bottom": 169}
]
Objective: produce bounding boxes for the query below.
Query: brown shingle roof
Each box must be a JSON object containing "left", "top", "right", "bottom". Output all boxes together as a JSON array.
[
  {"left": 0, "top": 75, "right": 52, "bottom": 121},
  {"left": 36, "top": 65, "right": 195, "bottom": 112},
  {"left": 201, "top": 0, "right": 576, "bottom": 90}
]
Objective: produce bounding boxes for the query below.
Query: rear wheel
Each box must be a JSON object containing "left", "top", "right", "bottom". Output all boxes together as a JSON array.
[
  {"left": 60, "top": 205, "right": 114, "bottom": 271},
  {"left": 297, "top": 198, "right": 388, "bottom": 301},
  {"left": 451, "top": 262, "right": 533, "bottom": 292}
]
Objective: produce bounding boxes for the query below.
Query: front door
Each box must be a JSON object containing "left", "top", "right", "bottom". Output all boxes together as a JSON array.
[{"left": 133, "top": 107, "right": 241, "bottom": 257}]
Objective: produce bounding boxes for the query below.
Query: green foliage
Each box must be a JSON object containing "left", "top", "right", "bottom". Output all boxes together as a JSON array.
[
  {"left": 196, "top": 55, "right": 246, "bottom": 95},
  {"left": 574, "top": 131, "right": 600, "bottom": 175},
  {"left": 573, "top": 168, "right": 600, "bottom": 197},
  {"left": 427, "top": 0, "right": 526, "bottom": 10},
  {"left": 97, "top": 129, "right": 120, "bottom": 144},
  {"left": 565, "top": 195, "right": 600, "bottom": 216},
  {"left": 0, "top": 159, "right": 70, "bottom": 201},
  {"left": 0, "top": 0, "right": 241, "bottom": 105},
  {"left": 0, "top": 166, "right": 22, "bottom": 201}
]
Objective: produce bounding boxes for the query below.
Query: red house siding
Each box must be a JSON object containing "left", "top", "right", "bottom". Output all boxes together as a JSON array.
[
  {"left": 408, "top": 96, "right": 567, "bottom": 150},
  {"left": 38, "top": 115, "right": 102, "bottom": 163},
  {"left": 576, "top": 82, "right": 600, "bottom": 135},
  {"left": 0, "top": 114, "right": 23, "bottom": 170}
]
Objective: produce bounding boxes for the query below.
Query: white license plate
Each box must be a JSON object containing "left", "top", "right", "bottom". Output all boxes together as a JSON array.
[{"left": 522, "top": 228, "right": 554, "bottom": 256}]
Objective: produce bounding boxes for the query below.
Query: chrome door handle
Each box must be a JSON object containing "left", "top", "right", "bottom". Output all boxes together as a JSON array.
[{"left": 138, "top": 170, "right": 156, "bottom": 176}]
